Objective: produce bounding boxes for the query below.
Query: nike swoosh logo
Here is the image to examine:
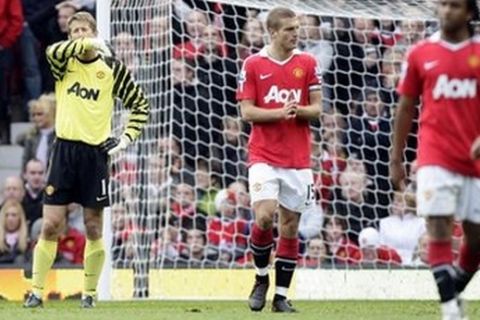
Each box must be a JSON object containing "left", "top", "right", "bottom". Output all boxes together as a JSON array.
[
  {"left": 260, "top": 74, "right": 272, "bottom": 80},
  {"left": 96, "top": 196, "right": 108, "bottom": 202},
  {"left": 67, "top": 69, "right": 74, "bottom": 73},
  {"left": 423, "top": 61, "right": 438, "bottom": 70}
]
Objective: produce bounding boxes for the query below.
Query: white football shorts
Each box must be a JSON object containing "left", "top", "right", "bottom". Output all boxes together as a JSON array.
[
  {"left": 248, "top": 163, "right": 315, "bottom": 213},
  {"left": 417, "top": 165, "right": 480, "bottom": 223}
]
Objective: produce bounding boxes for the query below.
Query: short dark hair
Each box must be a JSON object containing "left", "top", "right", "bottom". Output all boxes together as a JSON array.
[{"left": 266, "top": 7, "right": 296, "bottom": 31}]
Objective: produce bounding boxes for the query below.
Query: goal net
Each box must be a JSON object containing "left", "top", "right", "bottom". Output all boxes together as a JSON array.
[{"left": 107, "top": 0, "right": 449, "bottom": 299}]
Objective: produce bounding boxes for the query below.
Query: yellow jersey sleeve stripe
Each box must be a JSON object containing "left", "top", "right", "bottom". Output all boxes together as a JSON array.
[
  {"left": 46, "top": 38, "right": 90, "bottom": 81},
  {"left": 112, "top": 60, "right": 149, "bottom": 142}
]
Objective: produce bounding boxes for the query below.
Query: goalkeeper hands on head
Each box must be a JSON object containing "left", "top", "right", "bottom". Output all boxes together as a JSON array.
[{"left": 99, "top": 135, "right": 131, "bottom": 155}]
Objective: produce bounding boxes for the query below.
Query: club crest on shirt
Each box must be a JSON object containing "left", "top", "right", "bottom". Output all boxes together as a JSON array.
[
  {"left": 292, "top": 67, "right": 305, "bottom": 79},
  {"left": 96, "top": 71, "right": 105, "bottom": 79},
  {"left": 423, "top": 189, "right": 433, "bottom": 201},
  {"left": 45, "top": 185, "right": 55, "bottom": 196},
  {"left": 468, "top": 55, "right": 480, "bottom": 68}
]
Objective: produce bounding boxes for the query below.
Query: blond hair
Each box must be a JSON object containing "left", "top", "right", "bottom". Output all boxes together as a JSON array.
[
  {"left": 67, "top": 11, "right": 97, "bottom": 35},
  {"left": 266, "top": 7, "right": 296, "bottom": 31},
  {"left": 0, "top": 200, "right": 28, "bottom": 253},
  {"left": 28, "top": 94, "right": 56, "bottom": 124}
]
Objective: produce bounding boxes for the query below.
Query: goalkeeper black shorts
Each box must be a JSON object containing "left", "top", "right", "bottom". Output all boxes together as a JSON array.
[{"left": 43, "top": 138, "right": 110, "bottom": 208}]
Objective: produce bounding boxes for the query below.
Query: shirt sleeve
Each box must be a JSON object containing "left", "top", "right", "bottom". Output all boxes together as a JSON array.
[
  {"left": 307, "top": 56, "right": 322, "bottom": 91},
  {"left": 396, "top": 47, "right": 422, "bottom": 98},
  {"left": 46, "top": 38, "right": 92, "bottom": 81},
  {"left": 112, "top": 61, "right": 150, "bottom": 142},
  {"left": 236, "top": 58, "right": 257, "bottom": 101}
]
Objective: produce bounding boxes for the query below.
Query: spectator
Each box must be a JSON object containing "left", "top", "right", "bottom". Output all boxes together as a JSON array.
[
  {"left": 174, "top": 9, "right": 212, "bottom": 59},
  {"left": 0, "top": 0, "right": 24, "bottom": 143},
  {"left": 331, "top": 17, "right": 378, "bottom": 114},
  {"left": 347, "top": 87, "right": 392, "bottom": 209},
  {"left": 398, "top": 19, "right": 425, "bottom": 46},
  {"left": 411, "top": 233, "right": 428, "bottom": 267},
  {"left": 1, "top": 176, "right": 25, "bottom": 205},
  {"left": 379, "top": 191, "right": 425, "bottom": 266},
  {"left": 211, "top": 117, "right": 248, "bottom": 187},
  {"left": 28, "top": 1, "right": 80, "bottom": 92},
  {"left": 112, "top": 31, "right": 140, "bottom": 76},
  {"left": 380, "top": 47, "right": 406, "bottom": 106},
  {"left": 227, "top": 180, "right": 252, "bottom": 221},
  {"left": 17, "top": 0, "right": 46, "bottom": 116},
  {"left": 195, "top": 161, "right": 220, "bottom": 216},
  {"left": 207, "top": 188, "right": 249, "bottom": 263},
  {"left": 316, "top": 112, "right": 348, "bottom": 208},
  {"left": 172, "top": 58, "right": 212, "bottom": 165},
  {"left": 17, "top": 94, "right": 56, "bottom": 170},
  {"left": 22, "top": 159, "right": 45, "bottom": 231},
  {"left": 358, "top": 227, "right": 402, "bottom": 265},
  {"left": 0, "top": 200, "right": 29, "bottom": 264},
  {"left": 322, "top": 215, "right": 359, "bottom": 264},
  {"left": 171, "top": 183, "right": 205, "bottom": 231},
  {"left": 298, "top": 14, "right": 333, "bottom": 75},
  {"left": 179, "top": 228, "right": 216, "bottom": 265},
  {"left": 150, "top": 228, "right": 179, "bottom": 265},
  {"left": 197, "top": 25, "right": 239, "bottom": 118},
  {"left": 237, "top": 17, "right": 265, "bottom": 62},
  {"left": 299, "top": 236, "right": 327, "bottom": 268},
  {"left": 335, "top": 168, "right": 387, "bottom": 242}
]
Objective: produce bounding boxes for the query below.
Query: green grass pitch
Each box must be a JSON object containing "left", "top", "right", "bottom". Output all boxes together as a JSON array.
[{"left": 2, "top": 300, "right": 480, "bottom": 320}]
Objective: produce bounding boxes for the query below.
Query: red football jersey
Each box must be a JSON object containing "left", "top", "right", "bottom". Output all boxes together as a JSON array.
[
  {"left": 397, "top": 33, "right": 480, "bottom": 176},
  {"left": 236, "top": 48, "right": 322, "bottom": 168}
]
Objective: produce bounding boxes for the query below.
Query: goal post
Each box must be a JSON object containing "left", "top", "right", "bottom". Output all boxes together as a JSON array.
[{"left": 103, "top": 0, "right": 454, "bottom": 300}]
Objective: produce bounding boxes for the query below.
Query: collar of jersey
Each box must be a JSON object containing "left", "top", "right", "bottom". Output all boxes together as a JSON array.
[
  {"left": 76, "top": 54, "right": 101, "bottom": 64},
  {"left": 258, "top": 47, "right": 300, "bottom": 65}
]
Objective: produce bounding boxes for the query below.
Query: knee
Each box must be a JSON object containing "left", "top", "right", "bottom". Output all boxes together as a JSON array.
[
  {"left": 256, "top": 210, "right": 275, "bottom": 229},
  {"left": 84, "top": 220, "right": 102, "bottom": 240},
  {"left": 41, "top": 219, "right": 63, "bottom": 240},
  {"left": 280, "top": 217, "right": 298, "bottom": 238}
]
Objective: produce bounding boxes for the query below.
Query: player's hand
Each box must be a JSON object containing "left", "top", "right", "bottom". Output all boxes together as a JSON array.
[
  {"left": 282, "top": 100, "right": 297, "bottom": 119},
  {"left": 90, "top": 38, "right": 113, "bottom": 57},
  {"left": 390, "top": 159, "right": 406, "bottom": 191},
  {"left": 99, "top": 136, "right": 131, "bottom": 155},
  {"left": 471, "top": 136, "right": 480, "bottom": 160}
]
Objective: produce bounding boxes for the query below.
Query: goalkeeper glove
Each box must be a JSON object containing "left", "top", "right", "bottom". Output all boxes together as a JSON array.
[
  {"left": 99, "top": 135, "right": 131, "bottom": 155},
  {"left": 89, "top": 38, "right": 113, "bottom": 57}
]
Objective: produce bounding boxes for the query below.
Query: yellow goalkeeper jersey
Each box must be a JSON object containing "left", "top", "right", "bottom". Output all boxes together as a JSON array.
[{"left": 46, "top": 38, "right": 149, "bottom": 145}]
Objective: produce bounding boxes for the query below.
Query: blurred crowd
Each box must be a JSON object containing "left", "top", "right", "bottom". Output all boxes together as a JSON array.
[{"left": 0, "top": 0, "right": 458, "bottom": 269}]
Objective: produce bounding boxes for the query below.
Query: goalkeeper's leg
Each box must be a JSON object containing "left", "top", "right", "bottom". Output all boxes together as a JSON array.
[
  {"left": 81, "top": 208, "right": 105, "bottom": 308},
  {"left": 271, "top": 206, "right": 299, "bottom": 313},
  {"left": 24, "top": 205, "right": 67, "bottom": 308},
  {"left": 248, "top": 200, "right": 275, "bottom": 312}
]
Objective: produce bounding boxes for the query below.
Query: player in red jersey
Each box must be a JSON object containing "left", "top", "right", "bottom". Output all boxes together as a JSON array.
[
  {"left": 236, "top": 7, "right": 322, "bottom": 313},
  {"left": 391, "top": 1, "right": 480, "bottom": 319}
]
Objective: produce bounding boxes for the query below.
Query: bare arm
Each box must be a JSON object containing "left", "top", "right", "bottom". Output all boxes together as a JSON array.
[
  {"left": 391, "top": 95, "right": 416, "bottom": 162},
  {"left": 296, "top": 90, "right": 322, "bottom": 121},
  {"left": 240, "top": 99, "right": 294, "bottom": 123}
]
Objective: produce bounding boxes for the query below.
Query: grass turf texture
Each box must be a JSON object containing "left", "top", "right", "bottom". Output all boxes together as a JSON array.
[{"left": 2, "top": 300, "right": 480, "bottom": 320}]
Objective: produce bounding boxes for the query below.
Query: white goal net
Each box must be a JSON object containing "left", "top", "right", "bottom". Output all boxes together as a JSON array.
[{"left": 107, "top": 0, "right": 457, "bottom": 298}]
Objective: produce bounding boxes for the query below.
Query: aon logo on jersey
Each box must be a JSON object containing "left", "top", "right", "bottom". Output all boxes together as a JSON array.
[
  {"left": 433, "top": 75, "right": 477, "bottom": 100},
  {"left": 264, "top": 86, "right": 301, "bottom": 104},
  {"left": 67, "top": 82, "right": 100, "bottom": 101}
]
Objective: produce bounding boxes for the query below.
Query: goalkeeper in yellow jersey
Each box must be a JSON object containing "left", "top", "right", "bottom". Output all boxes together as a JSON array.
[{"left": 24, "top": 12, "right": 149, "bottom": 308}]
